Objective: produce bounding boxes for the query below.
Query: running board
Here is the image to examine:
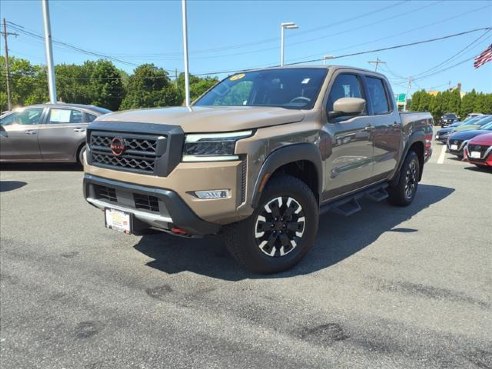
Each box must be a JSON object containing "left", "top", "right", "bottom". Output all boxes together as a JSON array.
[
  {"left": 320, "top": 183, "right": 389, "bottom": 216},
  {"left": 366, "top": 187, "right": 389, "bottom": 202}
]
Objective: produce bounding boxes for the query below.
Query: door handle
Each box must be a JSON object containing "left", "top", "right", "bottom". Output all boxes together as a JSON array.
[
  {"left": 25, "top": 130, "right": 37, "bottom": 135},
  {"left": 73, "top": 128, "right": 86, "bottom": 133},
  {"left": 364, "top": 124, "right": 373, "bottom": 131},
  {"left": 392, "top": 122, "right": 400, "bottom": 128}
]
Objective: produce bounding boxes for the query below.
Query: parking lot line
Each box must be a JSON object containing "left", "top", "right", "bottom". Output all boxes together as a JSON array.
[{"left": 437, "top": 144, "right": 446, "bottom": 164}]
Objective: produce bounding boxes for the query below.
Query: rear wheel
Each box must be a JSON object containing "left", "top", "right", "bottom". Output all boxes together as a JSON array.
[
  {"left": 224, "top": 176, "right": 318, "bottom": 274},
  {"left": 388, "top": 150, "right": 420, "bottom": 207}
]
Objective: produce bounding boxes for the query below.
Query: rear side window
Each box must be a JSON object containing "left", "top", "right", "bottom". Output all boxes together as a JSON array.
[
  {"left": 48, "top": 109, "right": 84, "bottom": 124},
  {"left": 366, "top": 77, "right": 390, "bottom": 115},
  {"left": 86, "top": 113, "right": 97, "bottom": 122},
  {"left": 326, "top": 74, "right": 363, "bottom": 112}
]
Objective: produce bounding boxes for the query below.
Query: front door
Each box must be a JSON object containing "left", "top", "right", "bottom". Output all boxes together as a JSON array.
[
  {"left": 322, "top": 73, "right": 374, "bottom": 199},
  {"left": 0, "top": 107, "right": 45, "bottom": 161}
]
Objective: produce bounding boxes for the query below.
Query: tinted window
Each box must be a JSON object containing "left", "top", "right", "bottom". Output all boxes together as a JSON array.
[
  {"left": 195, "top": 68, "right": 327, "bottom": 110},
  {"left": 48, "top": 109, "right": 84, "bottom": 124},
  {"left": 0, "top": 108, "right": 44, "bottom": 125},
  {"left": 366, "top": 77, "right": 390, "bottom": 115},
  {"left": 326, "top": 74, "right": 363, "bottom": 112}
]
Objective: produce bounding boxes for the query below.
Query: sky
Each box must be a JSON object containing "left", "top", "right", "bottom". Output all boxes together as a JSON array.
[{"left": 1, "top": 0, "right": 491, "bottom": 96}]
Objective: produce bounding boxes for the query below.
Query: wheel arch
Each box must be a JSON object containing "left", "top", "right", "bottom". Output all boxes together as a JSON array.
[
  {"left": 251, "top": 143, "right": 322, "bottom": 208},
  {"left": 391, "top": 133, "right": 425, "bottom": 185}
]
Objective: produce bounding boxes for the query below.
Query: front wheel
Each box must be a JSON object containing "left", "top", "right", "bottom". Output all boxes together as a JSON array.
[
  {"left": 78, "top": 145, "right": 86, "bottom": 166},
  {"left": 224, "top": 176, "right": 319, "bottom": 274},
  {"left": 388, "top": 150, "right": 420, "bottom": 206}
]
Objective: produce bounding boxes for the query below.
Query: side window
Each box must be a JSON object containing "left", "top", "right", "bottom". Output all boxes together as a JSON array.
[
  {"left": 2, "top": 108, "right": 44, "bottom": 125},
  {"left": 366, "top": 77, "right": 390, "bottom": 115},
  {"left": 85, "top": 113, "right": 97, "bottom": 122},
  {"left": 48, "top": 109, "right": 84, "bottom": 124},
  {"left": 326, "top": 74, "right": 363, "bottom": 112}
]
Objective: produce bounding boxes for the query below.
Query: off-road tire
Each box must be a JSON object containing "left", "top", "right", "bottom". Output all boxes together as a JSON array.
[
  {"left": 388, "top": 150, "right": 420, "bottom": 207},
  {"left": 224, "top": 175, "right": 318, "bottom": 274}
]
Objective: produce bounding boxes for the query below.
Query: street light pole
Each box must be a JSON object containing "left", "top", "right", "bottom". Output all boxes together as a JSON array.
[
  {"left": 280, "top": 22, "right": 298, "bottom": 66},
  {"left": 181, "top": 0, "right": 190, "bottom": 108},
  {"left": 41, "top": 0, "right": 57, "bottom": 104}
]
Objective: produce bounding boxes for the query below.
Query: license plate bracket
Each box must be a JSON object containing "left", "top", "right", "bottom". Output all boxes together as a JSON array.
[
  {"left": 105, "top": 208, "right": 132, "bottom": 234},
  {"left": 470, "top": 151, "right": 481, "bottom": 159},
  {"left": 450, "top": 144, "right": 458, "bottom": 150}
]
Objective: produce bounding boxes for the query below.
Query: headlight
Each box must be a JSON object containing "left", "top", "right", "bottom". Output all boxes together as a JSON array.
[{"left": 182, "top": 130, "right": 253, "bottom": 162}]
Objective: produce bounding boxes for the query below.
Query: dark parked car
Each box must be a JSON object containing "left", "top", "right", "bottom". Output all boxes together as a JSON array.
[
  {"left": 439, "top": 113, "right": 458, "bottom": 127},
  {"left": 435, "top": 121, "right": 465, "bottom": 143},
  {"left": 0, "top": 103, "right": 110, "bottom": 164},
  {"left": 464, "top": 132, "right": 492, "bottom": 169},
  {"left": 447, "top": 121, "right": 492, "bottom": 159}
]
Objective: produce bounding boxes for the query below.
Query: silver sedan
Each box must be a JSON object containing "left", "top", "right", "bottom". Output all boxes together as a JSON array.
[{"left": 0, "top": 103, "right": 110, "bottom": 164}]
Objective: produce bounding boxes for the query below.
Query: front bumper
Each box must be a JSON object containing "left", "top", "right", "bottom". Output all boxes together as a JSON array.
[{"left": 84, "top": 174, "right": 221, "bottom": 235}]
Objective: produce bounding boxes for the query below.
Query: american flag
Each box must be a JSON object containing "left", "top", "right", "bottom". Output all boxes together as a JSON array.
[{"left": 474, "top": 44, "right": 492, "bottom": 69}]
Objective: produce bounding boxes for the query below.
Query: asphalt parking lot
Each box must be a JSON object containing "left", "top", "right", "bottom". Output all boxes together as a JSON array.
[{"left": 1, "top": 137, "right": 491, "bottom": 369}]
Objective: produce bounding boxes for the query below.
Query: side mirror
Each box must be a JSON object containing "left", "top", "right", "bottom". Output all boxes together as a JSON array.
[{"left": 328, "top": 97, "right": 366, "bottom": 120}]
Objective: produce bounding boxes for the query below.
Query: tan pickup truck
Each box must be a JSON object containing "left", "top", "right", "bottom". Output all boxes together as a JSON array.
[{"left": 83, "top": 66, "right": 433, "bottom": 273}]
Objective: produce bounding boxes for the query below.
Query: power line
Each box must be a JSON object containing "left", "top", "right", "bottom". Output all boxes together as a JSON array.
[
  {"left": 288, "top": 27, "right": 492, "bottom": 65},
  {"left": 6, "top": 21, "right": 180, "bottom": 74},
  {"left": 192, "top": 27, "right": 492, "bottom": 76},
  {"left": 413, "top": 30, "right": 492, "bottom": 77},
  {"left": 111, "top": 1, "right": 410, "bottom": 58}
]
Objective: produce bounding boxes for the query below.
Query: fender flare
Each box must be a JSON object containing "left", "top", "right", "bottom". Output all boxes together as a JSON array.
[
  {"left": 251, "top": 143, "right": 323, "bottom": 208},
  {"left": 391, "top": 131, "right": 425, "bottom": 185}
]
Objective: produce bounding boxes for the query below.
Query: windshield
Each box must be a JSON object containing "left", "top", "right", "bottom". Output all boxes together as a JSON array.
[
  {"left": 482, "top": 122, "right": 492, "bottom": 130},
  {"left": 194, "top": 68, "right": 328, "bottom": 110},
  {"left": 462, "top": 116, "right": 487, "bottom": 126},
  {"left": 476, "top": 116, "right": 492, "bottom": 126}
]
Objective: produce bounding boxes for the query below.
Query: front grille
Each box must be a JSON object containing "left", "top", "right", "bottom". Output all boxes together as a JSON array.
[
  {"left": 468, "top": 144, "right": 489, "bottom": 157},
  {"left": 134, "top": 193, "right": 160, "bottom": 212},
  {"left": 94, "top": 185, "right": 117, "bottom": 202},
  {"left": 89, "top": 132, "right": 161, "bottom": 174}
]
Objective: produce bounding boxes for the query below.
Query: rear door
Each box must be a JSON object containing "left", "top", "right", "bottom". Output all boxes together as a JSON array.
[
  {"left": 364, "top": 76, "right": 401, "bottom": 178},
  {"left": 322, "top": 72, "right": 375, "bottom": 199},
  {"left": 0, "top": 107, "right": 45, "bottom": 161},
  {"left": 38, "top": 107, "right": 89, "bottom": 161}
]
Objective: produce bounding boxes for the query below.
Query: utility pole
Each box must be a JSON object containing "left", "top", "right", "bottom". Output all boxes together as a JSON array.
[
  {"left": 181, "top": 0, "right": 190, "bottom": 108},
  {"left": 403, "top": 76, "right": 413, "bottom": 111},
  {"left": 368, "top": 57, "right": 386, "bottom": 72},
  {"left": 41, "top": 0, "right": 57, "bottom": 104},
  {"left": 1, "top": 18, "right": 18, "bottom": 111},
  {"left": 175, "top": 68, "right": 178, "bottom": 89}
]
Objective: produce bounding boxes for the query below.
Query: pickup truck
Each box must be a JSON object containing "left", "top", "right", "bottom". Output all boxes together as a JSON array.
[{"left": 83, "top": 66, "right": 433, "bottom": 273}]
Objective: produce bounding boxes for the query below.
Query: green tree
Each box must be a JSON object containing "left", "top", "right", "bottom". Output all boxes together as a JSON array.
[
  {"left": 0, "top": 57, "right": 48, "bottom": 110},
  {"left": 90, "top": 60, "right": 125, "bottom": 110},
  {"left": 56, "top": 63, "right": 92, "bottom": 105},
  {"left": 120, "top": 64, "right": 175, "bottom": 109},
  {"left": 460, "top": 89, "right": 477, "bottom": 119}
]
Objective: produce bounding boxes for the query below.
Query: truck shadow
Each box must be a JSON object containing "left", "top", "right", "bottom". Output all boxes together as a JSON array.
[
  {"left": 0, "top": 180, "right": 27, "bottom": 192},
  {"left": 134, "top": 184, "right": 454, "bottom": 281}
]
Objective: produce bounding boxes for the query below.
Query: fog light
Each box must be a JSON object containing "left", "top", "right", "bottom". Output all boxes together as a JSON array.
[{"left": 193, "top": 189, "right": 231, "bottom": 199}]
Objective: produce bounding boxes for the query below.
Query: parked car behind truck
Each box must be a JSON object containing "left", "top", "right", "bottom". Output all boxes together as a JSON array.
[
  {"left": 83, "top": 66, "right": 432, "bottom": 273},
  {"left": 0, "top": 103, "right": 111, "bottom": 164}
]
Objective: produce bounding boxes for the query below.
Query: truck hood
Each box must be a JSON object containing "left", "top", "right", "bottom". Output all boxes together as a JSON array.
[{"left": 97, "top": 106, "right": 305, "bottom": 132}]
